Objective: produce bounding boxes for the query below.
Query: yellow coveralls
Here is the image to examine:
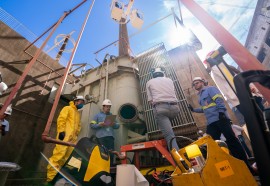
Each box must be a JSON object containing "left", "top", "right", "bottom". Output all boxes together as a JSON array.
[{"left": 47, "top": 101, "right": 81, "bottom": 182}]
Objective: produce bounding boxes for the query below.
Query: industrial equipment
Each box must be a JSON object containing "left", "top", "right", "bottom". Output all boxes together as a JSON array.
[
  {"left": 171, "top": 136, "right": 257, "bottom": 186},
  {"left": 110, "top": 0, "right": 144, "bottom": 29},
  {"left": 130, "top": 9, "right": 144, "bottom": 29},
  {"left": 49, "top": 137, "right": 114, "bottom": 186},
  {"left": 205, "top": 46, "right": 236, "bottom": 92},
  {"left": 234, "top": 70, "right": 270, "bottom": 186}
]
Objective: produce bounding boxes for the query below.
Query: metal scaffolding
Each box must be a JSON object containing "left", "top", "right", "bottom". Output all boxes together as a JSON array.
[{"left": 135, "top": 43, "right": 198, "bottom": 146}]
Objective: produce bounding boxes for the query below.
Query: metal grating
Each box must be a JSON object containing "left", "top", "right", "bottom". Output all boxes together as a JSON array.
[{"left": 135, "top": 43, "right": 198, "bottom": 143}]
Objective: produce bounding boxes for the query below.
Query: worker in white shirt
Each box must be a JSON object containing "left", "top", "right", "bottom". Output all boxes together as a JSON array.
[{"left": 146, "top": 67, "right": 180, "bottom": 151}]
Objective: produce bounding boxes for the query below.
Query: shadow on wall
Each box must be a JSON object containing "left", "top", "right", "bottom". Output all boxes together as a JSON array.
[
  {"left": 0, "top": 60, "right": 67, "bottom": 185},
  {"left": 0, "top": 92, "right": 69, "bottom": 185}
]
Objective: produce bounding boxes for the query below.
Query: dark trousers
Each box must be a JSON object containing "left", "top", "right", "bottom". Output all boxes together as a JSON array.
[
  {"left": 238, "top": 135, "right": 252, "bottom": 158},
  {"left": 206, "top": 119, "right": 250, "bottom": 168},
  {"left": 98, "top": 136, "right": 115, "bottom": 166}
]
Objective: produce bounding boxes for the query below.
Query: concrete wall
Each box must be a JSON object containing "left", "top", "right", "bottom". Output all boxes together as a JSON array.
[{"left": 0, "top": 21, "right": 72, "bottom": 185}]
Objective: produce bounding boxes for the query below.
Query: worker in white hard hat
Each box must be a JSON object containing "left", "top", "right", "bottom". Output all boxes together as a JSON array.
[
  {"left": 0, "top": 103, "right": 12, "bottom": 141},
  {"left": 47, "top": 95, "right": 85, "bottom": 182},
  {"left": 146, "top": 67, "right": 180, "bottom": 151},
  {"left": 0, "top": 72, "right": 8, "bottom": 96},
  {"left": 0, "top": 82, "right": 8, "bottom": 95},
  {"left": 203, "top": 51, "right": 245, "bottom": 125},
  {"left": 189, "top": 76, "right": 254, "bottom": 173},
  {"left": 90, "top": 99, "right": 119, "bottom": 166}
]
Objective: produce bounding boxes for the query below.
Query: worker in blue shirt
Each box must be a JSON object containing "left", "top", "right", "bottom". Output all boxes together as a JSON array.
[
  {"left": 189, "top": 77, "right": 253, "bottom": 172},
  {"left": 90, "top": 99, "right": 119, "bottom": 166}
]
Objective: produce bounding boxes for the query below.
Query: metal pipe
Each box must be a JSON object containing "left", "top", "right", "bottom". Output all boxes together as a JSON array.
[
  {"left": 55, "top": 35, "right": 70, "bottom": 62},
  {"left": 127, "top": 135, "right": 147, "bottom": 144},
  {"left": 40, "top": 70, "right": 53, "bottom": 95},
  {"left": 101, "top": 53, "right": 110, "bottom": 100},
  {"left": 105, "top": 57, "right": 110, "bottom": 99},
  {"left": 24, "top": 0, "right": 87, "bottom": 52},
  {"left": 24, "top": 50, "right": 73, "bottom": 83},
  {"left": 0, "top": 11, "right": 67, "bottom": 117},
  {"left": 42, "top": 0, "right": 96, "bottom": 145},
  {"left": 105, "top": 60, "right": 109, "bottom": 99},
  {"left": 94, "top": 13, "right": 173, "bottom": 55},
  {"left": 177, "top": 0, "right": 183, "bottom": 23},
  {"left": 69, "top": 64, "right": 86, "bottom": 74},
  {"left": 179, "top": 0, "right": 270, "bottom": 103}
]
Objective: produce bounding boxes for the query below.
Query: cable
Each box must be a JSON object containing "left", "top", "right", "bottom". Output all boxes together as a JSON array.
[{"left": 196, "top": 1, "right": 255, "bottom": 9}]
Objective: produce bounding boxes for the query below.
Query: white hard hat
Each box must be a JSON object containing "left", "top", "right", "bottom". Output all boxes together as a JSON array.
[
  {"left": 154, "top": 67, "right": 164, "bottom": 73},
  {"left": 198, "top": 130, "right": 204, "bottom": 134},
  {"left": 74, "top": 95, "right": 86, "bottom": 102},
  {"left": 0, "top": 82, "right": 8, "bottom": 95},
  {"left": 192, "top": 77, "right": 204, "bottom": 83},
  {"left": 151, "top": 67, "right": 165, "bottom": 78},
  {"left": 0, "top": 103, "right": 12, "bottom": 115},
  {"left": 5, "top": 105, "right": 12, "bottom": 115},
  {"left": 102, "top": 99, "right": 112, "bottom": 106},
  {"left": 154, "top": 67, "right": 165, "bottom": 74}
]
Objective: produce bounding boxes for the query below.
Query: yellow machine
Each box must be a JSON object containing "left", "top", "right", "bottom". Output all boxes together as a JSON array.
[{"left": 171, "top": 136, "right": 257, "bottom": 186}]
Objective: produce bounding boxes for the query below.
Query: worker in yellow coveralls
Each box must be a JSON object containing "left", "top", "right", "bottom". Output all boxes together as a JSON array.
[{"left": 47, "top": 96, "right": 85, "bottom": 182}]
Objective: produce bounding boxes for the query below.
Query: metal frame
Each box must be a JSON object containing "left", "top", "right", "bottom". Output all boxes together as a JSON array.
[
  {"left": 135, "top": 43, "right": 198, "bottom": 141},
  {"left": 120, "top": 139, "right": 176, "bottom": 168}
]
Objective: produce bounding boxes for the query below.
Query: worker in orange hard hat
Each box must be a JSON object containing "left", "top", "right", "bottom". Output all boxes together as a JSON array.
[
  {"left": 90, "top": 99, "right": 119, "bottom": 166},
  {"left": 46, "top": 95, "right": 85, "bottom": 183}
]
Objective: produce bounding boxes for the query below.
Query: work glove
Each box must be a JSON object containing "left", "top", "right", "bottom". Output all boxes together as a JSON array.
[
  {"left": 58, "top": 132, "right": 65, "bottom": 141},
  {"left": 188, "top": 104, "right": 194, "bottom": 112},
  {"left": 219, "top": 112, "right": 227, "bottom": 120}
]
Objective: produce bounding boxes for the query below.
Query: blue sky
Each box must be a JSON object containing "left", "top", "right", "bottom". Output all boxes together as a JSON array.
[{"left": 0, "top": 0, "right": 257, "bottom": 72}]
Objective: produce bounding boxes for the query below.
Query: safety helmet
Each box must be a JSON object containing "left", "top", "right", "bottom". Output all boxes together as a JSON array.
[
  {"left": 192, "top": 77, "right": 204, "bottom": 83},
  {"left": 74, "top": 95, "right": 86, "bottom": 103},
  {"left": 152, "top": 67, "right": 165, "bottom": 78},
  {"left": 5, "top": 105, "right": 12, "bottom": 115},
  {"left": 0, "top": 82, "right": 8, "bottom": 95},
  {"left": 198, "top": 130, "right": 204, "bottom": 135},
  {"left": 0, "top": 103, "right": 12, "bottom": 115},
  {"left": 192, "top": 77, "right": 208, "bottom": 86},
  {"left": 102, "top": 99, "right": 112, "bottom": 106}
]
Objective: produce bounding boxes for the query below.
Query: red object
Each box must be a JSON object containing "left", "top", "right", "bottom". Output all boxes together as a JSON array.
[
  {"left": 179, "top": 0, "right": 270, "bottom": 103},
  {"left": 120, "top": 139, "right": 175, "bottom": 169}
]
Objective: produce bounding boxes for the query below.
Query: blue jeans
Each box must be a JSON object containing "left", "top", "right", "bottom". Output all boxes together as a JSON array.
[
  {"left": 153, "top": 103, "right": 180, "bottom": 151},
  {"left": 98, "top": 136, "right": 115, "bottom": 166}
]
